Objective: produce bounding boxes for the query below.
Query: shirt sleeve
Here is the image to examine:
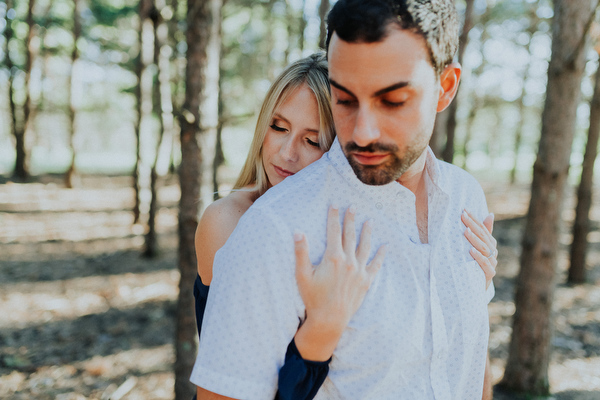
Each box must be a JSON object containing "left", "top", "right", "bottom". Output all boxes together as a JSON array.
[
  {"left": 275, "top": 339, "right": 330, "bottom": 400},
  {"left": 193, "top": 274, "right": 209, "bottom": 342},
  {"left": 190, "top": 208, "right": 304, "bottom": 400}
]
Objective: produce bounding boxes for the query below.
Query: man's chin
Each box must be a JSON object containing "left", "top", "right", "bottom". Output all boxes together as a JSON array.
[{"left": 349, "top": 163, "right": 403, "bottom": 186}]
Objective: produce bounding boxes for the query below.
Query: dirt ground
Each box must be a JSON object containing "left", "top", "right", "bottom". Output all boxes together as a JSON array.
[{"left": 1, "top": 174, "right": 599, "bottom": 400}]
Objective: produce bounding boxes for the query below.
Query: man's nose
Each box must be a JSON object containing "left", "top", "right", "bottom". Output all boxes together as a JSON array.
[
  {"left": 280, "top": 135, "right": 299, "bottom": 162},
  {"left": 352, "top": 106, "right": 380, "bottom": 147}
]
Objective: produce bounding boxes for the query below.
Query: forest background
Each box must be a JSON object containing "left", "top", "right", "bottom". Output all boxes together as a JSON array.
[{"left": 2, "top": 0, "right": 600, "bottom": 399}]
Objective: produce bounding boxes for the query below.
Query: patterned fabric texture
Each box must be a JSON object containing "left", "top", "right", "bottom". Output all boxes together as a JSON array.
[{"left": 190, "top": 137, "right": 494, "bottom": 400}]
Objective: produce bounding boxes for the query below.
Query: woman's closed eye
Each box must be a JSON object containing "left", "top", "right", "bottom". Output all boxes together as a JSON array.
[
  {"left": 270, "top": 123, "right": 287, "bottom": 132},
  {"left": 306, "top": 138, "right": 320, "bottom": 148}
]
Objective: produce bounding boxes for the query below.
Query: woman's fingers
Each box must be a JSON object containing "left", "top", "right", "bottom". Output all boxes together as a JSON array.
[
  {"left": 366, "top": 245, "right": 386, "bottom": 283},
  {"left": 464, "top": 226, "right": 492, "bottom": 257},
  {"left": 326, "top": 205, "right": 343, "bottom": 254},
  {"left": 355, "top": 219, "right": 372, "bottom": 265},
  {"left": 342, "top": 206, "right": 357, "bottom": 255},
  {"left": 462, "top": 210, "right": 496, "bottom": 257},
  {"left": 483, "top": 213, "right": 494, "bottom": 234},
  {"left": 294, "top": 231, "right": 312, "bottom": 285},
  {"left": 469, "top": 247, "right": 496, "bottom": 289}
]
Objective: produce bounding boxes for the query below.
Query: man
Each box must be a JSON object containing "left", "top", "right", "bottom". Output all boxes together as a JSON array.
[{"left": 192, "top": 0, "right": 495, "bottom": 399}]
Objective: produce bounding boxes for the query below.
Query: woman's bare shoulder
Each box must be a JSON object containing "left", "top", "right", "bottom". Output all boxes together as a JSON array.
[
  {"left": 202, "top": 190, "right": 256, "bottom": 227},
  {"left": 195, "top": 189, "right": 258, "bottom": 283}
]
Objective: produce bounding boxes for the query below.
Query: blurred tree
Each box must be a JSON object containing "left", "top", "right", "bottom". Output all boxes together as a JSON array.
[
  {"left": 510, "top": 8, "right": 538, "bottom": 184},
  {"left": 3, "top": 0, "right": 21, "bottom": 179},
  {"left": 499, "top": 0, "right": 597, "bottom": 395},
  {"left": 175, "top": 0, "right": 213, "bottom": 397},
  {"left": 212, "top": 1, "right": 224, "bottom": 200},
  {"left": 65, "top": 0, "right": 82, "bottom": 188},
  {"left": 568, "top": 47, "right": 600, "bottom": 284},
  {"left": 145, "top": 0, "right": 168, "bottom": 257},
  {"left": 318, "top": 0, "right": 329, "bottom": 49},
  {"left": 440, "top": 0, "right": 475, "bottom": 164},
  {"left": 133, "top": 0, "right": 154, "bottom": 224}
]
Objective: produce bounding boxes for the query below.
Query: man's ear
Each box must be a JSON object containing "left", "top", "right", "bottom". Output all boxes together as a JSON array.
[{"left": 436, "top": 63, "right": 461, "bottom": 112}]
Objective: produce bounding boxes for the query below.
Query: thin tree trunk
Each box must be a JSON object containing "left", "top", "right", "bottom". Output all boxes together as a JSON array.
[
  {"left": 298, "top": 0, "right": 307, "bottom": 52},
  {"left": 134, "top": 0, "right": 155, "bottom": 228},
  {"left": 499, "top": 0, "right": 595, "bottom": 395},
  {"left": 65, "top": 0, "right": 81, "bottom": 188},
  {"left": 12, "top": 0, "right": 36, "bottom": 181},
  {"left": 459, "top": 96, "right": 481, "bottom": 170},
  {"left": 213, "top": 14, "right": 225, "bottom": 201},
  {"left": 144, "top": 3, "right": 164, "bottom": 258},
  {"left": 441, "top": 0, "right": 475, "bottom": 164},
  {"left": 510, "top": 70, "right": 529, "bottom": 185},
  {"left": 4, "top": 0, "right": 21, "bottom": 180},
  {"left": 511, "top": 20, "right": 537, "bottom": 184},
  {"left": 318, "top": 0, "right": 329, "bottom": 49},
  {"left": 568, "top": 60, "right": 600, "bottom": 284},
  {"left": 175, "top": 0, "right": 212, "bottom": 397}
]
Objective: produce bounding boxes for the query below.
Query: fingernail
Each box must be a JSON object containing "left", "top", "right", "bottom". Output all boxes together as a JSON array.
[
  {"left": 293, "top": 231, "right": 304, "bottom": 242},
  {"left": 349, "top": 205, "right": 356, "bottom": 214},
  {"left": 462, "top": 210, "right": 468, "bottom": 218},
  {"left": 331, "top": 203, "right": 339, "bottom": 210}
]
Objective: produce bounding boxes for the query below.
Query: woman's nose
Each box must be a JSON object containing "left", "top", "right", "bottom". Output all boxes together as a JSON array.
[{"left": 279, "top": 136, "right": 299, "bottom": 162}]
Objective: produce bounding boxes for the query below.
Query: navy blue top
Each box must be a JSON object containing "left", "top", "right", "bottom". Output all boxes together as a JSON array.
[{"left": 194, "top": 274, "right": 330, "bottom": 400}]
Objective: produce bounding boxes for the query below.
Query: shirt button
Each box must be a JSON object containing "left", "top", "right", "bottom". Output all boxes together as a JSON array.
[{"left": 376, "top": 202, "right": 383, "bottom": 210}]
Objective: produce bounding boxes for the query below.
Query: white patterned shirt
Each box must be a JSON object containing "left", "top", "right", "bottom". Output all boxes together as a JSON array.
[{"left": 190, "top": 137, "right": 494, "bottom": 400}]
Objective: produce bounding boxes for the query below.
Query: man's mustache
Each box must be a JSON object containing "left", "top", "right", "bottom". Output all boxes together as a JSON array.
[{"left": 344, "top": 142, "right": 399, "bottom": 154}]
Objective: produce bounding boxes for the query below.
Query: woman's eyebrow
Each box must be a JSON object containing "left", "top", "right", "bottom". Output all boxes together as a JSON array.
[{"left": 273, "top": 113, "right": 290, "bottom": 124}]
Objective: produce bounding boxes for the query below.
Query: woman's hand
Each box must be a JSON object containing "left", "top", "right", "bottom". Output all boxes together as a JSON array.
[
  {"left": 292, "top": 205, "right": 386, "bottom": 361},
  {"left": 462, "top": 210, "right": 497, "bottom": 289}
]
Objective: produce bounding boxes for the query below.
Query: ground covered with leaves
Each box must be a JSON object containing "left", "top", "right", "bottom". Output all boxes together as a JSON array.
[{"left": 0, "top": 174, "right": 599, "bottom": 399}]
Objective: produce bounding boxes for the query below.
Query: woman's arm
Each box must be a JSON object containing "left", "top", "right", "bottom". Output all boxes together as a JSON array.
[{"left": 193, "top": 199, "right": 345, "bottom": 400}]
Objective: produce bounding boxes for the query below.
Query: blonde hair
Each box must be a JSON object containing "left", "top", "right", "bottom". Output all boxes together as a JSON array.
[{"left": 233, "top": 52, "right": 335, "bottom": 195}]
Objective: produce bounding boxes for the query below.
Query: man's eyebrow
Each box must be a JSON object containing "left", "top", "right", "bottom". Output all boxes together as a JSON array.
[
  {"left": 330, "top": 79, "right": 410, "bottom": 98},
  {"left": 373, "top": 81, "right": 410, "bottom": 97},
  {"left": 329, "top": 79, "right": 356, "bottom": 97}
]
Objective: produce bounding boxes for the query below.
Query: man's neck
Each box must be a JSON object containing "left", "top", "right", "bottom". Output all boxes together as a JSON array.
[
  {"left": 396, "top": 149, "right": 428, "bottom": 195},
  {"left": 397, "top": 149, "right": 429, "bottom": 243}
]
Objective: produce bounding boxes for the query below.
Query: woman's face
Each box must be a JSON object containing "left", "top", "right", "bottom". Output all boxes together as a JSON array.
[{"left": 262, "top": 83, "right": 325, "bottom": 188}]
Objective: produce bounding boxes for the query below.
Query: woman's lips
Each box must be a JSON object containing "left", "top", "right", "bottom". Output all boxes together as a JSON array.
[
  {"left": 274, "top": 165, "right": 295, "bottom": 178},
  {"left": 352, "top": 152, "right": 390, "bottom": 166}
]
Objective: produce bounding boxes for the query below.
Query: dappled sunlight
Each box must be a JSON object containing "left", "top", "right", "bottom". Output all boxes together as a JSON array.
[{"left": 0, "top": 270, "right": 179, "bottom": 329}]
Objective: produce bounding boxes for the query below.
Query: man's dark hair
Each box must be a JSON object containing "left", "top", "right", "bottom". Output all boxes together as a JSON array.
[{"left": 326, "top": 0, "right": 459, "bottom": 76}]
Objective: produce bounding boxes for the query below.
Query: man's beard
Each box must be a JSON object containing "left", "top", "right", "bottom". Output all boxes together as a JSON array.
[{"left": 343, "top": 141, "right": 425, "bottom": 186}]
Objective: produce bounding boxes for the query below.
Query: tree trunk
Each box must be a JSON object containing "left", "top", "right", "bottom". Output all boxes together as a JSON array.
[
  {"left": 511, "top": 15, "right": 537, "bottom": 184},
  {"left": 175, "top": 0, "right": 212, "bottom": 398},
  {"left": 568, "top": 61, "right": 600, "bottom": 284},
  {"left": 318, "top": 0, "right": 329, "bottom": 50},
  {"left": 499, "top": 0, "right": 594, "bottom": 395},
  {"left": 213, "top": 16, "right": 225, "bottom": 201},
  {"left": 4, "top": 0, "right": 22, "bottom": 179},
  {"left": 144, "top": 3, "right": 164, "bottom": 258},
  {"left": 65, "top": 0, "right": 82, "bottom": 189},
  {"left": 441, "top": 0, "right": 475, "bottom": 164}
]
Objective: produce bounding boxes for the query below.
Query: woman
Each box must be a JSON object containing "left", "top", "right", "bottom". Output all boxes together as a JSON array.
[{"left": 194, "top": 53, "right": 498, "bottom": 400}]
